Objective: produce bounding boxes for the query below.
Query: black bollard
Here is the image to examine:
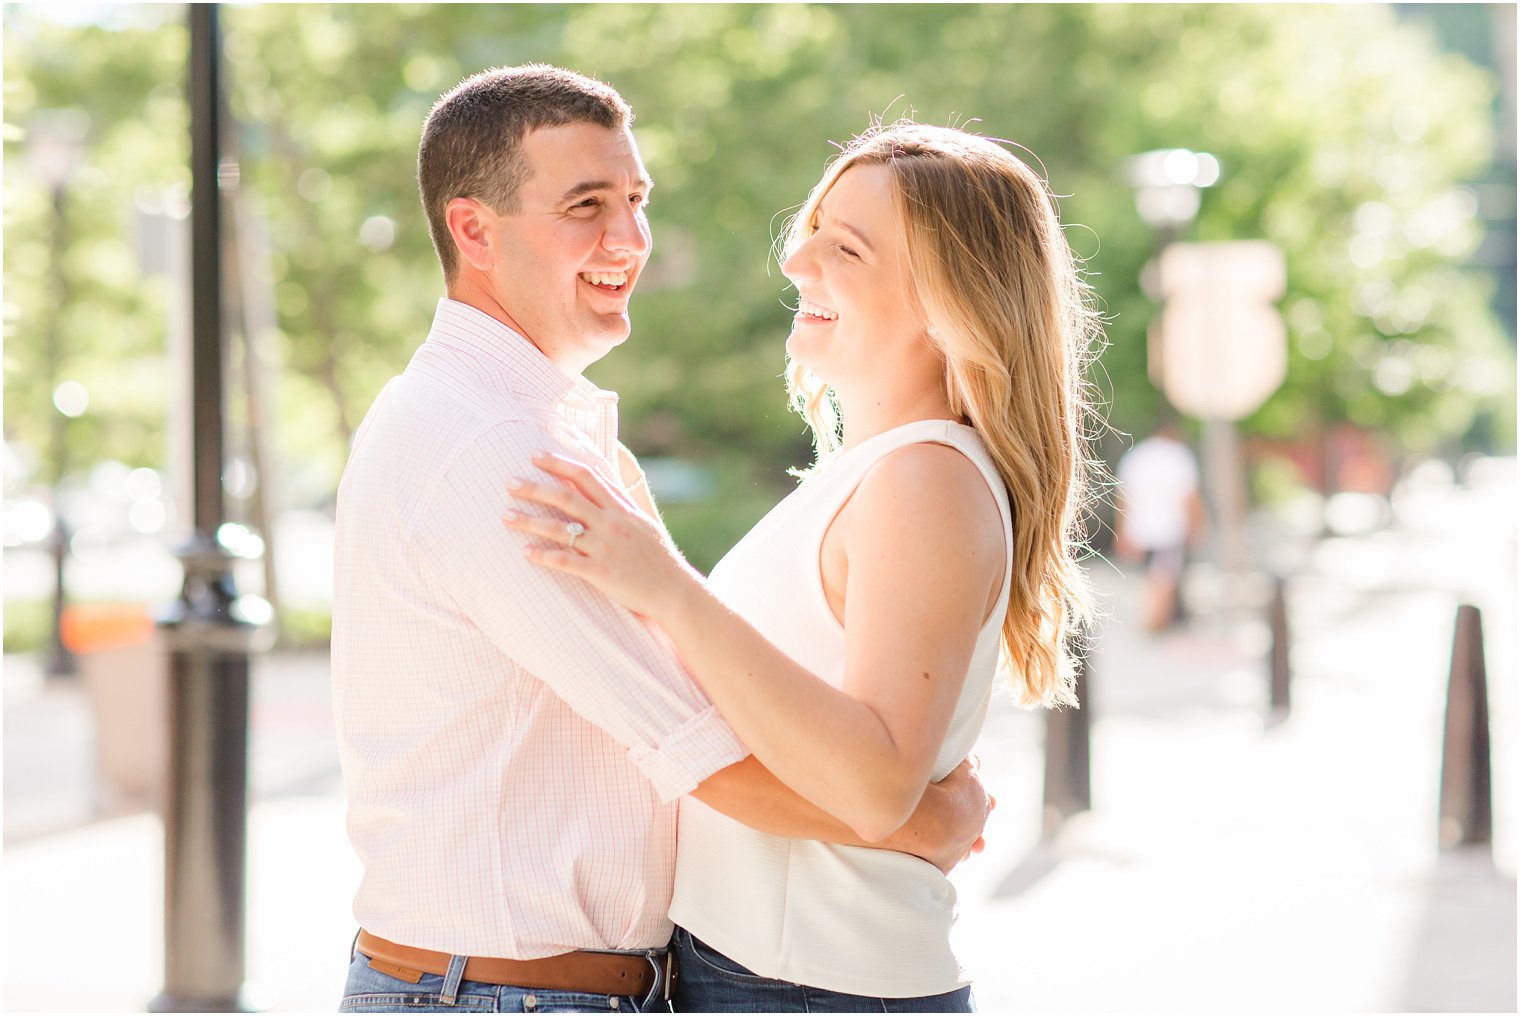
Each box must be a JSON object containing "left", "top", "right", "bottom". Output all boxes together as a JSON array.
[
  {"left": 153, "top": 538, "right": 264, "bottom": 1012},
  {"left": 1438, "top": 603, "right": 1492, "bottom": 850},
  {"left": 1268, "top": 575, "right": 1290, "bottom": 718},
  {"left": 1042, "top": 643, "right": 1091, "bottom": 835}
]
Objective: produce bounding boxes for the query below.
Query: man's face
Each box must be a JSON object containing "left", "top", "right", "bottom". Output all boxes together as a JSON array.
[{"left": 486, "top": 122, "right": 653, "bottom": 374}]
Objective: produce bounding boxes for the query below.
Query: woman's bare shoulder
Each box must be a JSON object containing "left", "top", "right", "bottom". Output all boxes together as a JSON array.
[{"left": 846, "top": 441, "right": 1005, "bottom": 562}]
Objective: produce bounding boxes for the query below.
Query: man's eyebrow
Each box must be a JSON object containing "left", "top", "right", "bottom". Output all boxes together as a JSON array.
[{"left": 557, "top": 177, "right": 655, "bottom": 204}]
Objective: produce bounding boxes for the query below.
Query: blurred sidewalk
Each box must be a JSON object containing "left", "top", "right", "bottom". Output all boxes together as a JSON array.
[
  {"left": 954, "top": 459, "right": 1517, "bottom": 1012},
  {"left": 3, "top": 461, "right": 1515, "bottom": 1012}
]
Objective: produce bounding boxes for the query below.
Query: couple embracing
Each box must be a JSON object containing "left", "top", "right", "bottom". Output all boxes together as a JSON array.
[{"left": 333, "top": 63, "right": 1098, "bottom": 1014}]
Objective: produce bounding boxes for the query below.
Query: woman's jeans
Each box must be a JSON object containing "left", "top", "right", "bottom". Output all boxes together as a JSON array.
[
  {"left": 671, "top": 927, "right": 974, "bottom": 1013},
  {"left": 340, "top": 944, "right": 664, "bottom": 1013}
]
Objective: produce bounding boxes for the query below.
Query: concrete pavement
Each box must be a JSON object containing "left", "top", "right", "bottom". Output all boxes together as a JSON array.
[{"left": 3, "top": 461, "right": 1515, "bottom": 1012}]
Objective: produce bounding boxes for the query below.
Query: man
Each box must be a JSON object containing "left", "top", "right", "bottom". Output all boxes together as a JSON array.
[
  {"left": 333, "top": 65, "right": 988, "bottom": 1013},
  {"left": 1115, "top": 417, "right": 1206, "bottom": 633}
]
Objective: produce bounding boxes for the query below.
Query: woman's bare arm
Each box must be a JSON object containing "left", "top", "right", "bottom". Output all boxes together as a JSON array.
[
  {"left": 611, "top": 443, "right": 992, "bottom": 865},
  {"left": 505, "top": 445, "right": 1004, "bottom": 841}
]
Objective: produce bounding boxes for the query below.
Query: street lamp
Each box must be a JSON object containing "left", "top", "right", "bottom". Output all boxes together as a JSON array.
[
  {"left": 1127, "top": 148, "right": 1221, "bottom": 234},
  {"left": 25, "top": 109, "right": 90, "bottom": 678},
  {"left": 25, "top": 110, "right": 90, "bottom": 196}
]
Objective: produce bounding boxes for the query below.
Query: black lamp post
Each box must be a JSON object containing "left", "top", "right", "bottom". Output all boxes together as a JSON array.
[{"left": 149, "top": 5, "right": 271, "bottom": 1011}]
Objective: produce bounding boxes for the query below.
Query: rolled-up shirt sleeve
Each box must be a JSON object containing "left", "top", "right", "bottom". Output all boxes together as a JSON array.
[{"left": 410, "top": 417, "right": 746, "bottom": 802}]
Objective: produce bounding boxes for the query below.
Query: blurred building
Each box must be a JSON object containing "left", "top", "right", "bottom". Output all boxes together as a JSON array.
[{"left": 1400, "top": 4, "right": 1518, "bottom": 344}]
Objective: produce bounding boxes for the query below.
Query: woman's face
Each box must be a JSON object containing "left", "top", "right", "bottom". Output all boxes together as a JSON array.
[{"left": 781, "top": 164, "right": 928, "bottom": 388}]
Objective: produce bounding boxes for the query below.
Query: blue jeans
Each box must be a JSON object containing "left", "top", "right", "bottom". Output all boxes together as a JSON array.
[
  {"left": 671, "top": 927, "right": 973, "bottom": 1013},
  {"left": 340, "top": 941, "right": 668, "bottom": 1013}
]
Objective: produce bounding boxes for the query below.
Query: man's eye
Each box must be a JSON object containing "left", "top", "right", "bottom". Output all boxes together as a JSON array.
[
  {"left": 630, "top": 193, "right": 650, "bottom": 209},
  {"left": 573, "top": 198, "right": 600, "bottom": 210}
]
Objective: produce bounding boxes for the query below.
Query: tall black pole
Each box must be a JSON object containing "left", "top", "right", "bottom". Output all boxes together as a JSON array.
[
  {"left": 190, "top": 8, "right": 224, "bottom": 536},
  {"left": 151, "top": 5, "right": 267, "bottom": 1011}
]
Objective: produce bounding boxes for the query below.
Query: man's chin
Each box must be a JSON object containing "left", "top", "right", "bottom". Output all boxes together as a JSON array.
[{"left": 589, "top": 311, "right": 633, "bottom": 348}]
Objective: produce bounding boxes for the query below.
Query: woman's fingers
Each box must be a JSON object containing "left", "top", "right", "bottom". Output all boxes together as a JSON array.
[
  {"left": 507, "top": 476, "right": 606, "bottom": 534},
  {"left": 508, "top": 475, "right": 584, "bottom": 512},
  {"left": 532, "top": 451, "right": 616, "bottom": 509},
  {"left": 522, "top": 544, "right": 598, "bottom": 579},
  {"left": 504, "top": 473, "right": 602, "bottom": 556},
  {"left": 503, "top": 509, "right": 607, "bottom": 585},
  {"left": 502, "top": 509, "right": 590, "bottom": 549}
]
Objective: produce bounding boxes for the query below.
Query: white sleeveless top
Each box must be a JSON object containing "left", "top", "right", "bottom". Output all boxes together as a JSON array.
[{"left": 668, "top": 419, "right": 1013, "bottom": 998}]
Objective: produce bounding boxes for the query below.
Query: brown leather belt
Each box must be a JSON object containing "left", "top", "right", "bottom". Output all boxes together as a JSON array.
[{"left": 356, "top": 930, "right": 660, "bottom": 997}]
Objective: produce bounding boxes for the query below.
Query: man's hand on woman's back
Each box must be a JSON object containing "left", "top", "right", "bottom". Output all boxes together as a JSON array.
[{"left": 905, "top": 755, "right": 993, "bottom": 875}]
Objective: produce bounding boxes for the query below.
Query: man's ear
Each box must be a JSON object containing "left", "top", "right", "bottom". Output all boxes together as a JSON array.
[{"left": 445, "top": 197, "right": 495, "bottom": 271}]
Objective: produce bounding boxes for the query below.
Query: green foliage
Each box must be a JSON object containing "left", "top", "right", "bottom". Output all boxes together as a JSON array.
[
  {"left": 4, "top": 8, "right": 187, "bottom": 479},
  {"left": 4, "top": 4, "right": 1512, "bottom": 554},
  {"left": 656, "top": 455, "right": 795, "bottom": 573},
  {"left": 3, "top": 598, "right": 49, "bottom": 654},
  {"left": 278, "top": 603, "right": 333, "bottom": 649}
]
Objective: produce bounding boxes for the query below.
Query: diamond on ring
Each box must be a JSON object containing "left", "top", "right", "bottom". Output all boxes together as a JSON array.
[{"left": 565, "top": 521, "right": 585, "bottom": 551}]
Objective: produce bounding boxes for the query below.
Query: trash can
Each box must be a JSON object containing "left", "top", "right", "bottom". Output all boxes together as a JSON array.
[{"left": 60, "top": 604, "right": 166, "bottom": 810}]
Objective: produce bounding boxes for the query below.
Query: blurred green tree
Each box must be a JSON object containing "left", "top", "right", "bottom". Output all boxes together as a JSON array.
[
  {"left": 4, "top": 7, "right": 188, "bottom": 482},
  {"left": 4, "top": 4, "right": 1512, "bottom": 569}
]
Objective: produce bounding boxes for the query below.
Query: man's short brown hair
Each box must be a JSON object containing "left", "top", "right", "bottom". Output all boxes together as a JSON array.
[{"left": 418, "top": 64, "right": 633, "bottom": 281}]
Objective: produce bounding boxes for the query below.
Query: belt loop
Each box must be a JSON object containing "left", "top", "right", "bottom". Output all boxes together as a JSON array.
[
  {"left": 637, "top": 949, "right": 669, "bottom": 1011},
  {"left": 440, "top": 952, "right": 468, "bottom": 1006},
  {"left": 349, "top": 929, "right": 361, "bottom": 964}
]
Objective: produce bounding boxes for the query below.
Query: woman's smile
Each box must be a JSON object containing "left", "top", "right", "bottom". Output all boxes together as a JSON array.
[{"left": 795, "top": 297, "right": 839, "bottom": 323}]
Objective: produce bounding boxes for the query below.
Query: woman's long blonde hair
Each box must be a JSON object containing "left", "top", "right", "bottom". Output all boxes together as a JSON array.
[{"left": 782, "top": 121, "right": 1103, "bottom": 708}]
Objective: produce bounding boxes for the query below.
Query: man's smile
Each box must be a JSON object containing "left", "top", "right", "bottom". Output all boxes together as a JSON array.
[{"left": 579, "top": 270, "right": 630, "bottom": 292}]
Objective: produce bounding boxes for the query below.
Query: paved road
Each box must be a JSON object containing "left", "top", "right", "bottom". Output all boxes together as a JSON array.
[{"left": 3, "top": 461, "right": 1514, "bottom": 1012}]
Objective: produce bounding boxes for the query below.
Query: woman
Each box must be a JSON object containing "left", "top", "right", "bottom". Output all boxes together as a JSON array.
[{"left": 504, "top": 121, "right": 1101, "bottom": 1012}]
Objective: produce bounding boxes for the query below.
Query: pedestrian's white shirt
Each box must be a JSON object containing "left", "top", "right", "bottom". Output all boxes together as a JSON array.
[
  {"left": 332, "top": 298, "right": 745, "bottom": 958},
  {"left": 1117, "top": 435, "right": 1199, "bottom": 549}
]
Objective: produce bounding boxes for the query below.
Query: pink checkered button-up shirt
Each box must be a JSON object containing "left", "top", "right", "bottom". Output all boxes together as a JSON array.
[{"left": 332, "top": 298, "right": 745, "bottom": 958}]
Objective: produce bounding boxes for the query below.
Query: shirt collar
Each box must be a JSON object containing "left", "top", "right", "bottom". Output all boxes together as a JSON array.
[{"left": 424, "top": 298, "right": 617, "bottom": 412}]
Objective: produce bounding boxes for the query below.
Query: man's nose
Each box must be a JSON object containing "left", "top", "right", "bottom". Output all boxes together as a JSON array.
[{"left": 602, "top": 202, "right": 651, "bottom": 257}]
